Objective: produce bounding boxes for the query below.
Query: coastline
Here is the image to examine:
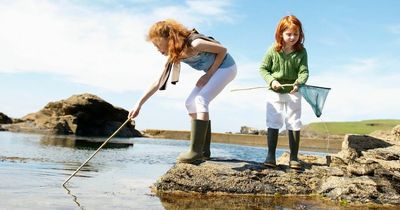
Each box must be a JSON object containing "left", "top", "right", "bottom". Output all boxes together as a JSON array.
[{"left": 142, "top": 129, "right": 343, "bottom": 154}]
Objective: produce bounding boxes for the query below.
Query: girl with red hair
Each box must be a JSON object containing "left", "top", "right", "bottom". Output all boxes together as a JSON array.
[
  {"left": 129, "top": 19, "right": 237, "bottom": 163},
  {"left": 259, "top": 15, "right": 309, "bottom": 169}
]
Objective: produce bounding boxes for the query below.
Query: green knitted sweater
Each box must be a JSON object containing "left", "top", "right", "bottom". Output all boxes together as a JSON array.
[{"left": 259, "top": 45, "right": 309, "bottom": 93}]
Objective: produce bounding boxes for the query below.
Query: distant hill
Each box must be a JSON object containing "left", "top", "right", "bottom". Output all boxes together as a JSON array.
[{"left": 303, "top": 119, "right": 400, "bottom": 137}]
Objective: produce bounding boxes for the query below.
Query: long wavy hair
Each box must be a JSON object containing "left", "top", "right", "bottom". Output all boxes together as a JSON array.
[
  {"left": 147, "top": 19, "right": 192, "bottom": 63},
  {"left": 274, "top": 15, "right": 304, "bottom": 52}
]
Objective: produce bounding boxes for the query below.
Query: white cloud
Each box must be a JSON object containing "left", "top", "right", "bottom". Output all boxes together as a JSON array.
[
  {"left": 186, "top": 0, "right": 232, "bottom": 17},
  {"left": 303, "top": 57, "right": 400, "bottom": 123},
  {"left": 149, "top": 0, "right": 234, "bottom": 26},
  {"left": 1, "top": 1, "right": 398, "bottom": 133},
  {"left": 0, "top": 0, "right": 234, "bottom": 92}
]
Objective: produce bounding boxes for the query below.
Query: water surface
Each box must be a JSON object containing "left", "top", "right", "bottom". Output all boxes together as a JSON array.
[{"left": 0, "top": 131, "right": 380, "bottom": 210}]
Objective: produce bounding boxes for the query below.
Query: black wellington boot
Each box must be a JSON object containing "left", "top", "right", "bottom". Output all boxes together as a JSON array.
[
  {"left": 264, "top": 128, "right": 279, "bottom": 167},
  {"left": 177, "top": 119, "right": 208, "bottom": 163},
  {"left": 202, "top": 120, "right": 211, "bottom": 160},
  {"left": 288, "top": 130, "right": 301, "bottom": 169}
]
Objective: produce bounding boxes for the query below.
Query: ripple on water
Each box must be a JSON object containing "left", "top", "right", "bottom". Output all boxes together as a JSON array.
[{"left": 1, "top": 132, "right": 344, "bottom": 210}]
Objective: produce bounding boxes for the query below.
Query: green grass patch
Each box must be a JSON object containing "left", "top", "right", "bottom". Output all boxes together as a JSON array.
[{"left": 303, "top": 119, "right": 400, "bottom": 135}]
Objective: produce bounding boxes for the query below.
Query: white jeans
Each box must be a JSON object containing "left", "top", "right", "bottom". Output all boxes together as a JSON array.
[
  {"left": 266, "top": 90, "right": 302, "bottom": 131},
  {"left": 185, "top": 64, "right": 237, "bottom": 113}
]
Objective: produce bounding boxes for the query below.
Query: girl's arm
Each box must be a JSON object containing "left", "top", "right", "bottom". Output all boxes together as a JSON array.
[
  {"left": 190, "top": 39, "right": 227, "bottom": 86},
  {"left": 128, "top": 78, "right": 161, "bottom": 119},
  {"left": 260, "top": 49, "right": 281, "bottom": 89},
  {"left": 290, "top": 50, "right": 309, "bottom": 93},
  {"left": 296, "top": 50, "right": 309, "bottom": 85}
]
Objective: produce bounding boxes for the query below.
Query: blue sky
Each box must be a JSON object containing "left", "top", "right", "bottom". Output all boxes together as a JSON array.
[{"left": 1, "top": 0, "right": 399, "bottom": 132}]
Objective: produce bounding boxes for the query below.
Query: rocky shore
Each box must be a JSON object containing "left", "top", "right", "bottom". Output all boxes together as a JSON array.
[
  {"left": 2, "top": 94, "right": 400, "bottom": 207},
  {"left": 0, "top": 93, "right": 141, "bottom": 137},
  {"left": 153, "top": 131, "right": 400, "bottom": 207}
]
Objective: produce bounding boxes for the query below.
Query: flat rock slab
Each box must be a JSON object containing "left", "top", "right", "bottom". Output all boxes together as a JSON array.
[
  {"left": 154, "top": 157, "right": 316, "bottom": 195},
  {"left": 154, "top": 148, "right": 400, "bottom": 206}
]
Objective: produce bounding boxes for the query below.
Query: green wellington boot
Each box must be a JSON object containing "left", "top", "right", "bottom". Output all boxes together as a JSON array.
[
  {"left": 288, "top": 130, "right": 301, "bottom": 169},
  {"left": 202, "top": 120, "right": 211, "bottom": 160},
  {"left": 177, "top": 119, "right": 208, "bottom": 163},
  {"left": 264, "top": 128, "right": 279, "bottom": 167}
]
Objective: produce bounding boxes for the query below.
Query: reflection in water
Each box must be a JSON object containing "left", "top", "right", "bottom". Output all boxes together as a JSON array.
[
  {"left": 39, "top": 135, "right": 134, "bottom": 180},
  {"left": 40, "top": 135, "right": 134, "bottom": 149},
  {"left": 4, "top": 132, "right": 383, "bottom": 209},
  {"left": 63, "top": 185, "right": 85, "bottom": 210},
  {"left": 158, "top": 193, "right": 342, "bottom": 210},
  {"left": 63, "top": 162, "right": 97, "bottom": 178}
]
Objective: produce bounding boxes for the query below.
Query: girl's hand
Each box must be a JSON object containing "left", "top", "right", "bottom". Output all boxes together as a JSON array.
[
  {"left": 128, "top": 106, "right": 141, "bottom": 119},
  {"left": 290, "top": 81, "right": 299, "bottom": 93},
  {"left": 290, "top": 85, "right": 299, "bottom": 93},
  {"left": 196, "top": 74, "right": 211, "bottom": 87},
  {"left": 271, "top": 80, "right": 283, "bottom": 91}
]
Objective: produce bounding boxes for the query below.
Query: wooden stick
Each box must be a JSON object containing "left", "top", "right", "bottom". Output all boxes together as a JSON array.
[
  {"left": 230, "top": 84, "right": 294, "bottom": 92},
  {"left": 62, "top": 118, "right": 132, "bottom": 186}
]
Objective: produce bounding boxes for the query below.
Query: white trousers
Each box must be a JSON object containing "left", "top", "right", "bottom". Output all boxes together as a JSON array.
[
  {"left": 266, "top": 90, "right": 302, "bottom": 131},
  {"left": 185, "top": 64, "right": 237, "bottom": 113}
]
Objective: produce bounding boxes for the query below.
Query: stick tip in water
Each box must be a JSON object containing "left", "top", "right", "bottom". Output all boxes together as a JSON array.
[{"left": 62, "top": 177, "right": 71, "bottom": 186}]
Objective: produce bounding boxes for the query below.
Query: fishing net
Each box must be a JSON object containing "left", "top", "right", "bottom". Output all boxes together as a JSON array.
[
  {"left": 230, "top": 84, "right": 331, "bottom": 118},
  {"left": 298, "top": 85, "right": 331, "bottom": 118}
]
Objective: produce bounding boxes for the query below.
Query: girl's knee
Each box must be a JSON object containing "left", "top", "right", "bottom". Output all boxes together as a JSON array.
[
  {"left": 188, "top": 113, "right": 197, "bottom": 119},
  {"left": 194, "top": 95, "right": 209, "bottom": 113},
  {"left": 286, "top": 119, "right": 302, "bottom": 131},
  {"left": 185, "top": 98, "right": 196, "bottom": 113},
  {"left": 267, "top": 120, "right": 284, "bottom": 129}
]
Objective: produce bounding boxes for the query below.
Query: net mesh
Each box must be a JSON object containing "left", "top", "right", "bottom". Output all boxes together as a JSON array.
[{"left": 299, "top": 85, "right": 331, "bottom": 118}]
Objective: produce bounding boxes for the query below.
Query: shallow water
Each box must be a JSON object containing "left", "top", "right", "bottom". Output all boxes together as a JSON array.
[{"left": 0, "top": 131, "right": 385, "bottom": 210}]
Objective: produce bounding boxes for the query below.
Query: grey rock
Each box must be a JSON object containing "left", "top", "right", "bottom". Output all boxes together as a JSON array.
[
  {"left": 0, "top": 112, "right": 12, "bottom": 124},
  {"left": 154, "top": 134, "right": 400, "bottom": 206},
  {"left": 2, "top": 93, "right": 141, "bottom": 137},
  {"left": 392, "top": 125, "right": 400, "bottom": 141}
]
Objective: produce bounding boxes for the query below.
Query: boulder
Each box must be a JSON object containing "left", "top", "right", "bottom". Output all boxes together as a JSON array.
[
  {"left": 0, "top": 112, "right": 12, "bottom": 124},
  {"left": 239, "top": 126, "right": 266, "bottom": 135},
  {"left": 2, "top": 93, "right": 141, "bottom": 137},
  {"left": 153, "top": 134, "right": 400, "bottom": 206},
  {"left": 392, "top": 125, "right": 400, "bottom": 141},
  {"left": 334, "top": 134, "right": 393, "bottom": 163},
  {"left": 369, "top": 124, "right": 400, "bottom": 143}
]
